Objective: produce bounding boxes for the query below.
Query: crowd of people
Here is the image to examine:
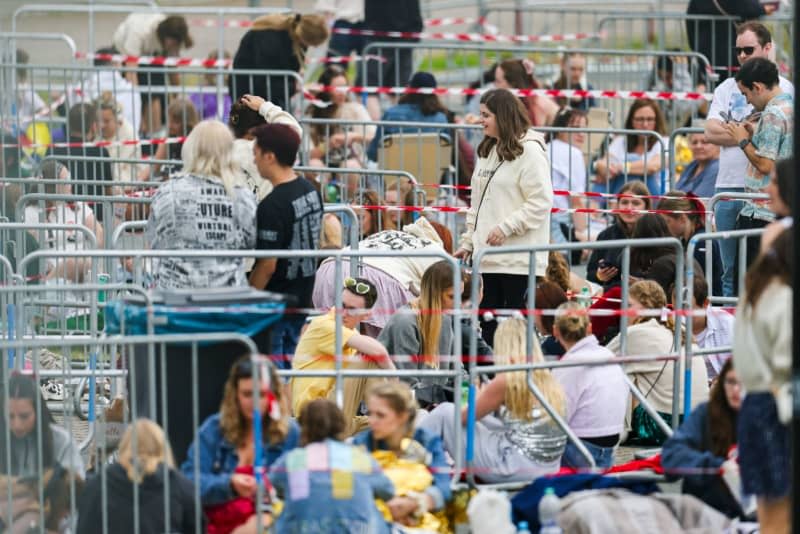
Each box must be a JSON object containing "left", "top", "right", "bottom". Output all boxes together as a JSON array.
[{"left": 0, "top": 2, "right": 796, "bottom": 533}]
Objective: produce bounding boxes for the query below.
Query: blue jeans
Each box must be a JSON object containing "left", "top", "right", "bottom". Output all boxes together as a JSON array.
[
  {"left": 713, "top": 187, "right": 745, "bottom": 297},
  {"left": 562, "top": 439, "right": 616, "bottom": 469},
  {"left": 269, "top": 316, "right": 305, "bottom": 370}
]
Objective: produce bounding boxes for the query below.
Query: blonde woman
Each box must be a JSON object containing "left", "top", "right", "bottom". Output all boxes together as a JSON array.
[
  {"left": 377, "top": 260, "right": 460, "bottom": 408},
  {"left": 606, "top": 280, "right": 709, "bottom": 446},
  {"left": 551, "top": 302, "right": 628, "bottom": 468},
  {"left": 77, "top": 419, "right": 200, "bottom": 534},
  {"left": 231, "top": 13, "right": 329, "bottom": 107},
  {"left": 146, "top": 120, "right": 257, "bottom": 289},
  {"left": 182, "top": 357, "right": 299, "bottom": 533},
  {"left": 419, "top": 317, "right": 568, "bottom": 483}
]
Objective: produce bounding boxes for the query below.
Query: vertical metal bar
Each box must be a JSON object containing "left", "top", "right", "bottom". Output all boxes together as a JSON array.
[
  {"left": 333, "top": 256, "right": 344, "bottom": 407},
  {"left": 671, "top": 242, "right": 685, "bottom": 429},
  {"left": 619, "top": 246, "right": 630, "bottom": 355}
]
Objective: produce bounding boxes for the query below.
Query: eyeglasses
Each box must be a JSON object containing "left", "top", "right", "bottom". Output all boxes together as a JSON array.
[
  {"left": 723, "top": 378, "right": 741, "bottom": 388},
  {"left": 734, "top": 46, "right": 756, "bottom": 57},
  {"left": 344, "top": 277, "right": 370, "bottom": 295}
]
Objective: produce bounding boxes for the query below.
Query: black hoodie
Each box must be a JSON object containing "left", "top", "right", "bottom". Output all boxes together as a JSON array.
[{"left": 77, "top": 462, "right": 202, "bottom": 534}]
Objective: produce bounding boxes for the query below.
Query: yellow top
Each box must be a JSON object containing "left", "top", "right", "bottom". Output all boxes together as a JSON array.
[{"left": 291, "top": 310, "right": 357, "bottom": 416}]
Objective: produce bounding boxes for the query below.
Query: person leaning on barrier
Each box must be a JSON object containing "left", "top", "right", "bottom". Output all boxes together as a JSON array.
[
  {"left": 77, "top": 419, "right": 202, "bottom": 534},
  {"left": 731, "top": 228, "right": 792, "bottom": 534},
  {"left": 181, "top": 357, "right": 299, "bottom": 529},
  {"left": 230, "top": 13, "right": 329, "bottom": 107},
  {"left": 593, "top": 99, "right": 667, "bottom": 196},
  {"left": 703, "top": 21, "right": 794, "bottom": 298},
  {"left": 419, "top": 317, "right": 567, "bottom": 484},
  {"left": 454, "top": 88, "right": 553, "bottom": 347},
  {"left": 146, "top": 120, "right": 257, "bottom": 290},
  {"left": 249, "top": 122, "right": 323, "bottom": 367},
  {"left": 291, "top": 277, "right": 394, "bottom": 436},
  {"left": 760, "top": 157, "right": 793, "bottom": 253},
  {"left": 661, "top": 359, "right": 745, "bottom": 519},
  {"left": 270, "top": 399, "right": 395, "bottom": 533},
  {"left": 551, "top": 302, "right": 628, "bottom": 469},
  {"left": 726, "top": 57, "right": 794, "bottom": 273},
  {"left": 0, "top": 373, "right": 85, "bottom": 479},
  {"left": 606, "top": 280, "right": 709, "bottom": 447},
  {"left": 352, "top": 382, "right": 451, "bottom": 525},
  {"left": 378, "top": 260, "right": 460, "bottom": 409}
]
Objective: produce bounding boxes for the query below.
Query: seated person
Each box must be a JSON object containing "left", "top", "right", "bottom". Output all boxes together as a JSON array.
[
  {"left": 292, "top": 277, "right": 394, "bottom": 436},
  {"left": 675, "top": 131, "right": 719, "bottom": 198},
  {"left": 606, "top": 281, "right": 709, "bottom": 446},
  {"left": 366, "top": 72, "right": 450, "bottom": 162},
  {"left": 181, "top": 357, "right": 299, "bottom": 533},
  {"left": 353, "top": 383, "right": 451, "bottom": 525},
  {"left": 657, "top": 191, "right": 723, "bottom": 296},
  {"left": 271, "top": 399, "right": 394, "bottom": 533},
  {"left": 534, "top": 280, "right": 568, "bottom": 359},
  {"left": 552, "top": 302, "right": 628, "bottom": 469},
  {"left": 419, "top": 318, "right": 567, "bottom": 483},
  {"left": 687, "top": 276, "right": 735, "bottom": 381},
  {"left": 189, "top": 50, "right": 233, "bottom": 120},
  {"left": 24, "top": 160, "right": 104, "bottom": 282},
  {"left": 460, "top": 270, "right": 493, "bottom": 368},
  {"left": 378, "top": 261, "right": 460, "bottom": 409},
  {"left": 77, "top": 419, "right": 201, "bottom": 534},
  {"left": 1, "top": 373, "right": 85, "bottom": 478},
  {"left": 661, "top": 360, "right": 743, "bottom": 518}
]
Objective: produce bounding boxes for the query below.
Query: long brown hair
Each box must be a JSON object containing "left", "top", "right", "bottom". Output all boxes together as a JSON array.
[
  {"left": 744, "top": 228, "right": 792, "bottom": 309},
  {"left": 477, "top": 89, "right": 531, "bottom": 161},
  {"left": 707, "top": 360, "right": 738, "bottom": 457},
  {"left": 367, "top": 382, "right": 418, "bottom": 439},
  {"left": 411, "top": 260, "right": 456, "bottom": 367},
  {"left": 624, "top": 99, "right": 666, "bottom": 152},
  {"left": 356, "top": 189, "right": 396, "bottom": 236},
  {"left": 656, "top": 190, "right": 704, "bottom": 234},
  {"left": 498, "top": 58, "right": 539, "bottom": 89},
  {"left": 219, "top": 356, "right": 289, "bottom": 447},
  {"left": 616, "top": 180, "right": 653, "bottom": 236}
]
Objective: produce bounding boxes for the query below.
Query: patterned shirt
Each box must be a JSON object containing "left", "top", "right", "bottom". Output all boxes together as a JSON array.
[
  {"left": 741, "top": 92, "right": 794, "bottom": 221},
  {"left": 146, "top": 173, "right": 257, "bottom": 289}
]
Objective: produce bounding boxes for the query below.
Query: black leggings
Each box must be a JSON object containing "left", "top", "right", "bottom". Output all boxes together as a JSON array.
[{"left": 478, "top": 273, "right": 530, "bottom": 347}]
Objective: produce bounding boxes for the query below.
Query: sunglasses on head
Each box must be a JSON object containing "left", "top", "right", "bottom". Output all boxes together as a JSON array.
[
  {"left": 344, "top": 277, "right": 370, "bottom": 296},
  {"left": 734, "top": 46, "right": 756, "bottom": 56}
]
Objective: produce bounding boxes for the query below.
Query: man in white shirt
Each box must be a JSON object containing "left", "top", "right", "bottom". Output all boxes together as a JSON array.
[{"left": 704, "top": 21, "right": 793, "bottom": 297}]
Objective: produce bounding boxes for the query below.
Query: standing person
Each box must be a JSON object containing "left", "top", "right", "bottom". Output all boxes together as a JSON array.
[
  {"left": 230, "top": 13, "right": 329, "bottom": 108},
  {"left": 704, "top": 21, "right": 793, "bottom": 297},
  {"left": 77, "top": 419, "right": 201, "bottom": 534},
  {"left": 292, "top": 277, "right": 394, "bottom": 435},
  {"left": 724, "top": 57, "right": 793, "bottom": 274},
  {"left": 359, "top": 0, "right": 423, "bottom": 119},
  {"left": 146, "top": 120, "right": 256, "bottom": 290},
  {"left": 551, "top": 52, "right": 596, "bottom": 110},
  {"left": 551, "top": 302, "right": 628, "bottom": 469},
  {"left": 112, "top": 14, "right": 193, "bottom": 137},
  {"left": 249, "top": 122, "right": 323, "bottom": 368},
  {"left": 315, "top": 0, "right": 365, "bottom": 61},
  {"left": 454, "top": 89, "right": 553, "bottom": 346},
  {"left": 593, "top": 99, "right": 667, "bottom": 195},
  {"left": 732, "top": 229, "right": 792, "bottom": 534},
  {"left": 686, "top": 0, "right": 776, "bottom": 83}
]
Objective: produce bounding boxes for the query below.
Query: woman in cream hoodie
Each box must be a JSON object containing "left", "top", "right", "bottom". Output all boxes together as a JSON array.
[{"left": 455, "top": 88, "right": 553, "bottom": 345}]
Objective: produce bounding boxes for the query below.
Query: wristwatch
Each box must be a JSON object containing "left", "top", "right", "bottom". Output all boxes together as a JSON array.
[{"left": 739, "top": 138, "right": 750, "bottom": 150}]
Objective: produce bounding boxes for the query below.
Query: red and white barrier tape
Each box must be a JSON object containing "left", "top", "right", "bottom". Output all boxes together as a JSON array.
[
  {"left": 307, "top": 54, "right": 387, "bottom": 64},
  {"left": 189, "top": 15, "right": 492, "bottom": 30},
  {"left": 429, "top": 185, "right": 714, "bottom": 204},
  {"left": 76, "top": 52, "right": 231, "bottom": 68},
  {"left": 312, "top": 84, "right": 712, "bottom": 101},
  {"left": 351, "top": 204, "right": 709, "bottom": 215},
  {"left": 330, "top": 27, "right": 603, "bottom": 44},
  {"left": 2, "top": 91, "right": 69, "bottom": 128}
]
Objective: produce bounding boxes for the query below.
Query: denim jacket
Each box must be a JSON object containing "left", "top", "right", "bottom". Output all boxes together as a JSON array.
[
  {"left": 366, "top": 104, "right": 450, "bottom": 161},
  {"left": 269, "top": 439, "right": 394, "bottom": 534},
  {"left": 180, "top": 413, "right": 300, "bottom": 504},
  {"left": 351, "top": 427, "right": 452, "bottom": 509}
]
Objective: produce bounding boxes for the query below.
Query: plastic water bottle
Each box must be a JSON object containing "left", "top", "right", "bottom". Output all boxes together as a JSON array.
[
  {"left": 577, "top": 286, "right": 591, "bottom": 308},
  {"left": 538, "top": 487, "right": 562, "bottom": 534},
  {"left": 516, "top": 521, "right": 532, "bottom": 534}
]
